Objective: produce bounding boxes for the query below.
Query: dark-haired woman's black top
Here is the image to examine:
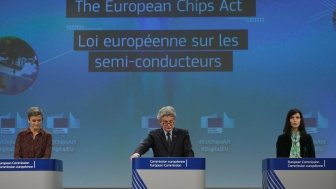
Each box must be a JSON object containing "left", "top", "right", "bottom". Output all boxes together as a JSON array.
[{"left": 276, "top": 133, "right": 315, "bottom": 157}]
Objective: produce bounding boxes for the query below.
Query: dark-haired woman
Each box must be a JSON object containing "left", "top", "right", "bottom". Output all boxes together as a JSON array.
[{"left": 276, "top": 108, "right": 315, "bottom": 157}]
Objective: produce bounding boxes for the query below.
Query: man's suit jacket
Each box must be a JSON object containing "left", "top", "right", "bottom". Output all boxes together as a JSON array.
[
  {"left": 276, "top": 133, "right": 315, "bottom": 157},
  {"left": 134, "top": 128, "right": 194, "bottom": 157}
]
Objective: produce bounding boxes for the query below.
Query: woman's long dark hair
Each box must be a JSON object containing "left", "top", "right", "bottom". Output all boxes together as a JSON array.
[{"left": 283, "top": 108, "right": 307, "bottom": 136}]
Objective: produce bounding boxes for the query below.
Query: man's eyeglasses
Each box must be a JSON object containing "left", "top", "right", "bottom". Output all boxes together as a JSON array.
[{"left": 161, "top": 121, "right": 175, "bottom": 126}]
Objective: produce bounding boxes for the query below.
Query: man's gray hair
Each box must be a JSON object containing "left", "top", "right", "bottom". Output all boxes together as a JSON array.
[{"left": 157, "top": 106, "right": 176, "bottom": 120}]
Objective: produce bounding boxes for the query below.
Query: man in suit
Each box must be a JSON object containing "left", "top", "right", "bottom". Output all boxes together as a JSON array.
[{"left": 130, "top": 106, "right": 194, "bottom": 159}]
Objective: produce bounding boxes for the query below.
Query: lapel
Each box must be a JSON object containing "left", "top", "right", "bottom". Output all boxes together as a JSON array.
[{"left": 171, "top": 128, "right": 177, "bottom": 150}]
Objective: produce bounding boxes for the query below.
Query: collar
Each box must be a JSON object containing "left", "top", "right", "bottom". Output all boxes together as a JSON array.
[
  {"left": 162, "top": 128, "right": 174, "bottom": 136},
  {"left": 24, "top": 127, "right": 46, "bottom": 135}
]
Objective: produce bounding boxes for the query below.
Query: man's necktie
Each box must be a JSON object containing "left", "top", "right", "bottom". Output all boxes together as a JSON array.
[{"left": 166, "top": 132, "right": 172, "bottom": 150}]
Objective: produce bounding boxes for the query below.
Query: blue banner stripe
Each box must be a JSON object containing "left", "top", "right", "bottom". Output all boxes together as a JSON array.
[
  {"left": 132, "top": 170, "right": 141, "bottom": 189},
  {"left": 132, "top": 157, "right": 205, "bottom": 170},
  {"left": 262, "top": 158, "right": 336, "bottom": 170},
  {"left": 266, "top": 170, "right": 285, "bottom": 189},
  {"left": 132, "top": 169, "right": 147, "bottom": 189},
  {"left": 0, "top": 159, "right": 62, "bottom": 172}
]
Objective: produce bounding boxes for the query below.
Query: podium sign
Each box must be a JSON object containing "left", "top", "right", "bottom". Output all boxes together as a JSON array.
[
  {"left": 262, "top": 158, "right": 336, "bottom": 189},
  {"left": 0, "top": 159, "right": 63, "bottom": 189},
  {"left": 132, "top": 157, "right": 205, "bottom": 189}
]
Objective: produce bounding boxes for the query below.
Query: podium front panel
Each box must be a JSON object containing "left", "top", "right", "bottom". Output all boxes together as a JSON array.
[
  {"left": 132, "top": 157, "right": 205, "bottom": 189},
  {"left": 262, "top": 158, "right": 336, "bottom": 189},
  {"left": 0, "top": 159, "right": 63, "bottom": 189}
]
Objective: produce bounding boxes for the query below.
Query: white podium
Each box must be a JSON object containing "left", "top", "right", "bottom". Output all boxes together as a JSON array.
[
  {"left": 0, "top": 159, "right": 63, "bottom": 189},
  {"left": 262, "top": 158, "right": 336, "bottom": 189},
  {"left": 132, "top": 157, "right": 205, "bottom": 189}
]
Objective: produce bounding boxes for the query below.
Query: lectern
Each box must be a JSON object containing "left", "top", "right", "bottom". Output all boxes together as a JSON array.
[
  {"left": 262, "top": 158, "right": 336, "bottom": 189},
  {"left": 0, "top": 159, "right": 63, "bottom": 189},
  {"left": 132, "top": 157, "right": 205, "bottom": 189}
]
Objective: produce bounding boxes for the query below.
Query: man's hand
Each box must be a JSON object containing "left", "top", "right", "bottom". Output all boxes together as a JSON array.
[{"left": 129, "top": 153, "right": 140, "bottom": 161}]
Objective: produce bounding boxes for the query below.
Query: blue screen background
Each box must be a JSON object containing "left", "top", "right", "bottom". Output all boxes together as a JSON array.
[{"left": 1, "top": 0, "right": 336, "bottom": 187}]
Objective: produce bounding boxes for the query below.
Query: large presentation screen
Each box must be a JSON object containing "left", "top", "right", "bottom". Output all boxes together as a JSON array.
[{"left": 1, "top": 0, "right": 336, "bottom": 188}]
